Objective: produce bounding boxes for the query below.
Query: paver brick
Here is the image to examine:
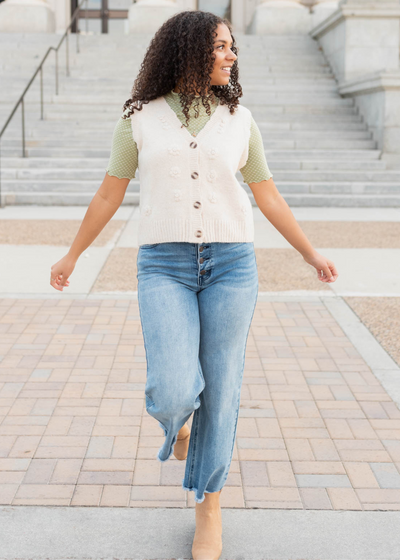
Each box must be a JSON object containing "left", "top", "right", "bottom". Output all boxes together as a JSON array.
[
  {"left": 292, "top": 461, "right": 345, "bottom": 474},
  {"left": 356, "top": 489, "right": 400, "bottom": 503},
  {"left": 240, "top": 461, "right": 269, "bottom": 487},
  {"left": 1, "top": 298, "right": 400, "bottom": 510},
  {"left": 309, "top": 439, "right": 341, "bottom": 461},
  {"left": 338, "top": 450, "right": 392, "bottom": 462},
  {"left": 299, "top": 488, "right": 333, "bottom": 509},
  {"left": 244, "top": 486, "right": 301, "bottom": 502},
  {"left": 369, "top": 463, "right": 400, "bottom": 488},
  {"left": 133, "top": 459, "right": 160, "bottom": 485},
  {"left": 245, "top": 500, "right": 303, "bottom": 509},
  {"left": 382, "top": 440, "right": 400, "bottom": 461},
  {"left": 327, "top": 488, "right": 362, "bottom": 510},
  {"left": 267, "top": 462, "right": 297, "bottom": 487},
  {"left": 100, "top": 485, "right": 131, "bottom": 506},
  {"left": 382, "top": 402, "right": 400, "bottom": 419},
  {"left": 344, "top": 462, "right": 380, "bottom": 488},
  {"left": 71, "top": 484, "right": 103, "bottom": 506}
]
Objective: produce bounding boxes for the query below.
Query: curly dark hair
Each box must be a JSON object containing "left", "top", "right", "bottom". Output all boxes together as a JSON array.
[{"left": 121, "top": 10, "right": 242, "bottom": 127}]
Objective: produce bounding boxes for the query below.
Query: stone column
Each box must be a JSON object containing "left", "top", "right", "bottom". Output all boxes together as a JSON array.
[
  {"left": 0, "top": 0, "right": 56, "bottom": 32},
  {"left": 311, "top": 0, "right": 400, "bottom": 81},
  {"left": 311, "top": 0, "right": 339, "bottom": 27},
  {"left": 231, "top": 0, "right": 260, "bottom": 33},
  {"left": 128, "top": 0, "right": 182, "bottom": 34},
  {"left": 311, "top": 0, "right": 400, "bottom": 158},
  {"left": 176, "top": 0, "right": 196, "bottom": 9},
  {"left": 47, "top": 0, "right": 71, "bottom": 34},
  {"left": 248, "top": 0, "right": 312, "bottom": 35}
]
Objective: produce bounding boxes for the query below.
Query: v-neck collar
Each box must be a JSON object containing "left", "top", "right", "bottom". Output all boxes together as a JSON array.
[{"left": 160, "top": 94, "right": 224, "bottom": 142}]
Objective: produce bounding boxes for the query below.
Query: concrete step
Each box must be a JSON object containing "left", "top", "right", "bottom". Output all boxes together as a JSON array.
[
  {"left": 0, "top": 31, "right": 392, "bottom": 207},
  {"left": 3, "top": 130, "right": 374, "bottom": 148},
  {"left": 0, "top": 140, "right": 378, "bottom": 157},
  {"left": 1, "top": 121, "right": 370, "bottom": 138},
  {"left": 1, "top": 154, "right": 386, "bottom": 170},
  {"left": 2, "top": 113, "right": 366, "bottom": 131},
  {"left": 2, "top": 169, "right": 398, "bottom": 182},
  {"left": 1, "top": 156, "right": 386, "bottom": 170},
  {"left": 31, "top": 106, "right": 358, "bottom": 121},
  {"left": 2, "top": 78, "right": 340, "bottom": 90},
  {"left": 2, "top": 121, "right": 370, "bottom": 138},
  {"left": 3, "top": 179, "right": 400, "bottom": 195},
  {"left": 1, "top": 147, "right": 382, "bottom": 160},
  {"left": 3, "top": 191, "right": 400, "bottom": 208}
]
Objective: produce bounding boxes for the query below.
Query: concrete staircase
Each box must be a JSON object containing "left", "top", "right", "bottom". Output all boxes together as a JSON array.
[{"left": 1, "top": 32, "right": 399, "bottom": 207}]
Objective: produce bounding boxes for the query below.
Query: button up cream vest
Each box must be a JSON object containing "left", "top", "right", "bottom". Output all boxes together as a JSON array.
[{"left": 130, "top": 95, "right": 253, "bottom": 245}]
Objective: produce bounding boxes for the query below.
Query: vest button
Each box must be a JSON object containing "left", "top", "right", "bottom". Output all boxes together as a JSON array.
[
  {"left": 193, "top": 201, "right": 201, "bottom": 209},
  {"left": 200, "top": 258, "right": 204, "bottom": 264},
  {"left": 191, "top": 172, "right": 199, "bottom": 179},
  {"left": 199, "top": 246, "right": 204, "bottom": 252},
  {"left": 195, "top": 229, "right": 202, "bottom": 238},
  {"left": 190, "top": 142, "right": 198, "bottom": 149},
  {"left": 200, "top": 270, "right": 206, "bottom": 275}
]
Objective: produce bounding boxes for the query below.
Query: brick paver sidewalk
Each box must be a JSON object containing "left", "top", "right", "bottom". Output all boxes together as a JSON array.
[{"left": 1, "top": 297, "right": 399, "bottom": 510}]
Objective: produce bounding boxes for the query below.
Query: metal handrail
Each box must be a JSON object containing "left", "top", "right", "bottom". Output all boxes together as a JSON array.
[{"left": 0, "top": 0, "right": 89, "bottom": 207}]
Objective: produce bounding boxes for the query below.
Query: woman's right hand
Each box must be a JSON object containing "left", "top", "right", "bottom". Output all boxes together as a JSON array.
[{"left": 50, "top": 254, "right": 76, "bottom": 291}]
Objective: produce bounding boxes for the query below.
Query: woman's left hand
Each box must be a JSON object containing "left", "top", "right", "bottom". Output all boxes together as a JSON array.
[{"left": 303, "top": 251, "right": 339, "bottom": 283}]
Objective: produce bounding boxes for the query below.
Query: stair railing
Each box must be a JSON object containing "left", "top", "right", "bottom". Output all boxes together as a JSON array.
[{"left": 0, "top": 0, "right": 89, "bottom": 207}]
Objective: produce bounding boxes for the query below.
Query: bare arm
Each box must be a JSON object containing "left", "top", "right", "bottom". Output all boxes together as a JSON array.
[
  {"left": 249, "top": 178, "right": 339, "bottom": 283},
  {"left": 50, "top": 173, "right": 130, "bottom": 291}
]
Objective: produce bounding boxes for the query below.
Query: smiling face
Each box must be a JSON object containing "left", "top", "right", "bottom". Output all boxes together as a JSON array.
[
  {"left": 209, "top": 23, "right": 237, "bottom": 86},
  {"left": 173, "top": 21, "right": 238, "bottom": 95}
]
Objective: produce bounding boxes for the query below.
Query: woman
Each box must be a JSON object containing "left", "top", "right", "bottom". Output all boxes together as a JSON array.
[{"left": 50, "top": 10, "right": 338, "bottom": 560}]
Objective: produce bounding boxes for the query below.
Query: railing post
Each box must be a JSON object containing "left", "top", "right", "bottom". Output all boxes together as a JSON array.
[
  {"left": 76, "top": 8, "right": 80, "bottom": 54},
  {"left": 55, "top": 49, "right": 59, "bottom": 95},
  {"left": 40, "top": 66, "right": 44, "bottom": 120},
  {"left": 0, "top": 141, "right": 2, "bottom": 208},
  {"left": 21, "top": 98, "right": 26, "bottom": 158},
  {"left": 66, "top": 30, "right": 70, "bottom": 77},
  {"left": 0, "top": 0, "right": 87, "bottom": 209}
]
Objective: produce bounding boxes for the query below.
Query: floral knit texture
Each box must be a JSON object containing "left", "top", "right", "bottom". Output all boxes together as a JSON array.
[
  {"left": 129, "top": 95, "right": 254, "bottom": 245},
  {"left": 106, "top": 90, "right": 273, "bottom": 184}
]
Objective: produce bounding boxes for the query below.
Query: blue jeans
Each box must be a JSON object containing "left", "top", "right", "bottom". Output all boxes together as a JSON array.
[{"left": 137, "top": 241, "right": 258, "bottom": 503}]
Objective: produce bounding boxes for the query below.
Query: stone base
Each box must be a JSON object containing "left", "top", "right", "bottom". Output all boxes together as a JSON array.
[
  {"left": 248, "top": 0, "right": 312, "bottom": 35},
  {"left": 339, "top": 70, "right": 400, "bottom": 155},
  {"left": 128, "top": 0, "right": 181, "bottom": 34},
  {"left": 0, "top": 0, "right": 55, "bottom": 33},
  {"left": 311, "top": 1, "right": 339, "bottom": 28}
]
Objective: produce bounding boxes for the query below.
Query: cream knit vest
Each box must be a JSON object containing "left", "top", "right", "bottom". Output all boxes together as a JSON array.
[{"left": 130, "top": 95, "right": 253, "bottom": 245}]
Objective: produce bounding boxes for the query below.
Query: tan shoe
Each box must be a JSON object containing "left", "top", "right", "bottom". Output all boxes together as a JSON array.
[
  {"left": 192, "top": 490, "right": 223, "bottom": 560},
  {"left": 173, "top": 423, "right": 191, "bottom": 461}
]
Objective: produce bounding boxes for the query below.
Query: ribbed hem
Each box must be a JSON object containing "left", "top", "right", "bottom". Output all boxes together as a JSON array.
[{"left": 138, "top": 218, "right": 254, "bottom": 245}]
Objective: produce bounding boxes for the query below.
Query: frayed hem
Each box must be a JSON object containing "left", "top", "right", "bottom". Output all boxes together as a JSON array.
[
  {"left": 155, "top": 424, "right": 178, "bottom": 462},
  {"left": 182, "top": 484, "right": 222, "bottom": 504},
  {"left": 182, "top": 485, "right": 206, "bottom": 503}
]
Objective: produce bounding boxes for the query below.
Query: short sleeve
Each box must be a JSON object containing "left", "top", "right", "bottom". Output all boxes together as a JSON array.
[
  {"left": 106, "top": 114, "right": 138, "bottom": 180},
  {"left": 239, "top": 116, "right": 273, "bottom": 185}
]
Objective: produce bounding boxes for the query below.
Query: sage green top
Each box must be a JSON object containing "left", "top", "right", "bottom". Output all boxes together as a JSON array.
[{"left": 106, "top": 89, "right": 273, "bottom": 184}]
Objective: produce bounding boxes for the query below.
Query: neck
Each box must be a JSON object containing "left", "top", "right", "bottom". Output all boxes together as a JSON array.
[{"left": 172, "top": 88, "right": 216, "bottom": 102}]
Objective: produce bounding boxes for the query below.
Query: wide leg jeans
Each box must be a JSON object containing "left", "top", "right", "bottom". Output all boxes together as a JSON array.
[{"left": 137, "top": 241, "right": 258, "bottom": 503}]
